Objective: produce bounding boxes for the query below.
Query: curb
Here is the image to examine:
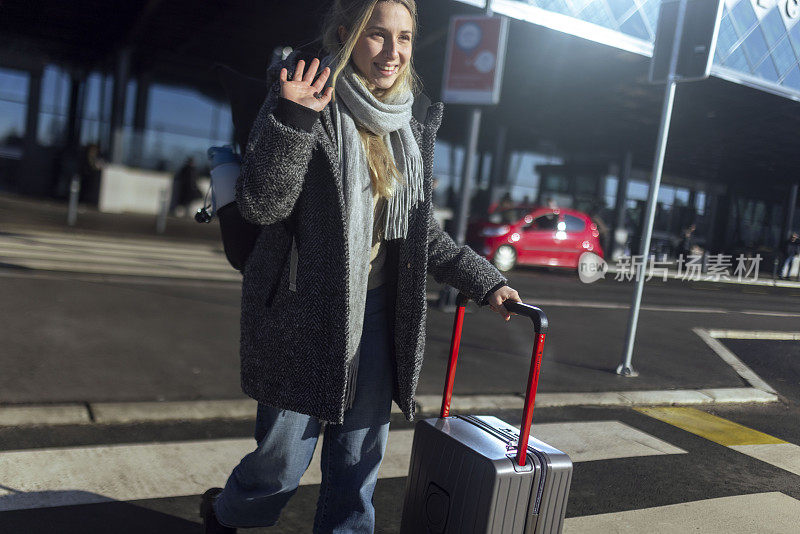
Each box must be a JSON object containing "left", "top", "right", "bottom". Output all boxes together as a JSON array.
[
  {"left": 0, "top": 388, "right": 778, "bottom": 428},
  {"left": 0, "top": 404, "right": 92, "bottom": 427},
  {"left": 91, "top": 399, "right": 259, "bottom": 424},
  {"left": 414, "top": 387, "right": 778, "bottom": 415}
]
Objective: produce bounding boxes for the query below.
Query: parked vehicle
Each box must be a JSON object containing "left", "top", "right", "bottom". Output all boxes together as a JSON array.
[{"left": 467, "top": 206, "right": 604, "bottom": 272}]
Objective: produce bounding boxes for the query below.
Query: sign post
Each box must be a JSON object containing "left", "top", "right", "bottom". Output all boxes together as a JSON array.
[
  {"left": 438, "top": 1, "right": 508, "bottom": 309},
  {"left": 617, "top": 0, "right": 723, "bottom": 376}
]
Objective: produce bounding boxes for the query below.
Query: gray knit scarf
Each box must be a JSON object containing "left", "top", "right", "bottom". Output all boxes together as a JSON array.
[{"left": 331, "top": 62, "right": 424, "bottom": 387}]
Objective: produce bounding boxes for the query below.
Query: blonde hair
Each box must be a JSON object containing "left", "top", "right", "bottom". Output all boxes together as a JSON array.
[{"left": 321, "top": 0, "right": 422, "bottom": 199}]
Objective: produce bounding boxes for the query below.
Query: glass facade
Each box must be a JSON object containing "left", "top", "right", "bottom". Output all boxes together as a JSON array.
[
  {"left": 0, "top": 64, "right": 233, "bottom": 174},
  {"left": 37, "top": 65, "right": 71, "bottom": 147},
  {"left": 499, "top": 0, "right": 800, "bottom": 95},
  {"left": 716, "top": 0, "right": 800, "bottom": 90},
  {"left": 528, "top": 0, "right": 661, "bottom": 41},
  {"left": 0, "top": 67, "right": 29, "bottom": 148},
  {"left": 138, "top": 85, "right": 233, "bottom": 171}
]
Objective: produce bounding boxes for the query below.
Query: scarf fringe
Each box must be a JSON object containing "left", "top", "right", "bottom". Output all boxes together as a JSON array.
[{"left": 384, "top": 145, "right": 424, "bottom": 240}]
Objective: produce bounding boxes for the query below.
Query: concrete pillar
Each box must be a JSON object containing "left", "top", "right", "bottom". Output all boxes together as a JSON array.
[
  {"left": 487, "top": 125, "right": 508, "bottom": 207},
  {"left": 109, "top": 47, "right": 132, "bottom": 164},
  {"left": 131, "top": 74, "right": 150, "bottom": 167},
  {"left": 704, "top": 193, "right": 718, "bottom": 250},
  {"left": 18, "top": 67, "right": 43, "bottom": 194},
  {"left": 51, "top": 72, "right": 86, "bottom": 198},
  {"left": 534, "top": 167, "right": 544, "bottom": 205},
  {"left": 478, "top": 152, "right": 488, "bottom": 188},
  {"left": 97, "top": 73, "right": 110, "bottom": 154},
  {"left": 65, "top": 72, "right": 85, "bottom": 149},
  {"left": 23, "top": 68, "right": 42, "bottom": 153},
  {"left": 711, "top": 193, "right": 731, "bottom": 254},
  {"left": 785, "top": 183, "right": 798, "bottom": 238},
  {"left": 611, "top": 151, "right": 633, "bottom": 259}
]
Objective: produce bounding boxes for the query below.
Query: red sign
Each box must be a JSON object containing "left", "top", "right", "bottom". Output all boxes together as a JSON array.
[{"left": 442, "top": 15, "right": 509, "bottom": 105}]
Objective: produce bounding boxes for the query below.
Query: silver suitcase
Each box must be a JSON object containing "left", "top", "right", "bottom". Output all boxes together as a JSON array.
[{"left": 400, "top": 296, "right": 572, "bottom": 534}]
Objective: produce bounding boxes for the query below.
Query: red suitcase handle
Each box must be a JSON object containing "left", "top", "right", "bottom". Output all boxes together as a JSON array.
[{"left": 439, "top": 293, "right": 548, "bottom": 467}]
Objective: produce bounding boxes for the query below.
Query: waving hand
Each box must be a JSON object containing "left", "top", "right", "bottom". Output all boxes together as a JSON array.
[{"left": 280, "top": 58, "right": 334, "bottom": 112}]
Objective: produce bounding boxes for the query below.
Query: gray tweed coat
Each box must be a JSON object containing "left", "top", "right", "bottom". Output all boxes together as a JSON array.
[{"left": 235, "top": 62, "right": 507, "bottom": 424}]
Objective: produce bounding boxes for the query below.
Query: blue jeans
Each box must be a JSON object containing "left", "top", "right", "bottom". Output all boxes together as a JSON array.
[
  {"left": 214, "top": 284, "right": 395, "bottom": 533},
  {"left": 782, "top": 254, "right": 797, "bottom": 278}
]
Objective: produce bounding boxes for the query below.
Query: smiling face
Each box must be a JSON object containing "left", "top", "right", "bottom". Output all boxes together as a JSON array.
[{"left": 343, "top": 1, "right": 414, "bottom": 91}]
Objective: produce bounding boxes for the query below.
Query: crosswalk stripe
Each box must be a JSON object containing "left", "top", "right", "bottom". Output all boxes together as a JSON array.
[
  {"left": 0, "top": 230, "right": 238, "bottom": 280},
  {"left": 0, "top": 249, "right": 232, "bottom": 272},
  {"left": 0, "top": 230, "right": 222, "bottom": 254},
  {"left": 0, "top": 259, "right": 241, "bottom": 281},
  {"left": 0, "top": 236, "right": 220, "bottom": 255},
  {"left": 0, "top": 438, "right": 249, "bottom": 511},
  {"left": 563, "top": 492, "right": 800, "bottom": 534},
  {"left": 635, "top": 407, "right": 786, "bottom": 446},
  {"left": 636, "top": 407, "right": 800, "bottom": 477},
  {"left": 0, "top": 420, "right": 685, "bottom": 512},
  {"left": 529, "top": 420, "right": 686, "bottom": 462},
  {"left": 728, "top": 444, "right": 800, "bottom": 477},
  {"left": 0, "top": 241, "right": 221, "bottom": 262}
]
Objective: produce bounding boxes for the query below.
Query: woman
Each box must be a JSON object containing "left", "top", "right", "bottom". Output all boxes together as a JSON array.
[{"left": 202, "top": 1, "right": 522, "bottom": 532}]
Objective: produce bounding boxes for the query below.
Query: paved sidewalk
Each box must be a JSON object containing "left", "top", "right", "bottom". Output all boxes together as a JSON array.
[{"left": 0, "top": 192, "right": 220, "bottom": 244}]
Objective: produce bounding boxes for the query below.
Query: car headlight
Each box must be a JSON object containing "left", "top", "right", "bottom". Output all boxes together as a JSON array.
[{"left": 479, "top": 225, "right": 510, "bottom": 237}]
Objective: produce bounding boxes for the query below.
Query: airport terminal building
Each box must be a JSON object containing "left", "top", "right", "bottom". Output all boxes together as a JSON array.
[{"left": 0, "top": 0, "right": 798, "bottom": 259}]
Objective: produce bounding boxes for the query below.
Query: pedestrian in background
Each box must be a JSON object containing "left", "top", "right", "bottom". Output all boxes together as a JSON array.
[
  {"left": 200, "top": 1, "right": 522, "bottom": 532},
  {"left": 78, "top": 143, "right": 103, "bottom": 205},
  {"left": 780, "top": 232, "right": 800, "bottom": 279},
  {"left": 677, "top": 222, "right": 697, "bottom": 259},
  {"left": 170, "top": 156, "right": 200, "bottom": 216}
]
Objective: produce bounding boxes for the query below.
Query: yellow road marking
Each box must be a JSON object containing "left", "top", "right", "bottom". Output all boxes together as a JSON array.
[{"left": 635, "top": 407, "right": 787, "bottom": 447}]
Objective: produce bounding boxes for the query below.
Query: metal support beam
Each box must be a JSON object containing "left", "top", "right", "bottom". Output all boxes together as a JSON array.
[
  {"left": 23, "top": 68, "right": 42, "bottom": 152},
  {"left": 786, "top": 183, "right": 799, "bottom": 237},
  {"left": 131, "top": 74, "right": 150, "bottom": 167},
  {"left": 618, "top": 0, "right": 688, "bottom": 378},
  {"left": 18, "top": 67, "right": 43, "bottom": 194},
  {"left": 65, "top": 72, "right": 85, "bottom": 150},
  {"left": 454, "top": 109, "right": 482, "bottom": 246}
]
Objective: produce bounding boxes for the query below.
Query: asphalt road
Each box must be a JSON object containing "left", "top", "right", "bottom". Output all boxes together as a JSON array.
[
  {"left": 2, "top": 259, "right": 798, "bottom": 404},
  {"left": 1, "top": 230, "right": 799, "bottom": 532}
]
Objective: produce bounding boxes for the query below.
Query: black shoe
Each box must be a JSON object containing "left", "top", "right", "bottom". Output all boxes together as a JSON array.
[{"left": 200, "top": 487, "right": 236, "bottom": 533}]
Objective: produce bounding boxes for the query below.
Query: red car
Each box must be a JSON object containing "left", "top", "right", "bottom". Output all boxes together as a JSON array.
[{"left": 467, "top": 206, "right": 604, "bottom": 272}]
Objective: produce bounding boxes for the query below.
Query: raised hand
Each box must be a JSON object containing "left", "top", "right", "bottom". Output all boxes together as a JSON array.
[{"left": 280, "top": 58, "right": 334, "bottom": 112}]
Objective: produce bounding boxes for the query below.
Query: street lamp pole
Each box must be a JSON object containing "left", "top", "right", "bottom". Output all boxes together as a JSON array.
[{"left": 617, "top": 0, "right": 687, "bottom": 377}]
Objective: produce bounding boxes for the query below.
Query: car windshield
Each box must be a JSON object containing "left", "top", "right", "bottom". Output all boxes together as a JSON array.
[{"left": 488, "top": 208, "right": 528, "bottom": 224}]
